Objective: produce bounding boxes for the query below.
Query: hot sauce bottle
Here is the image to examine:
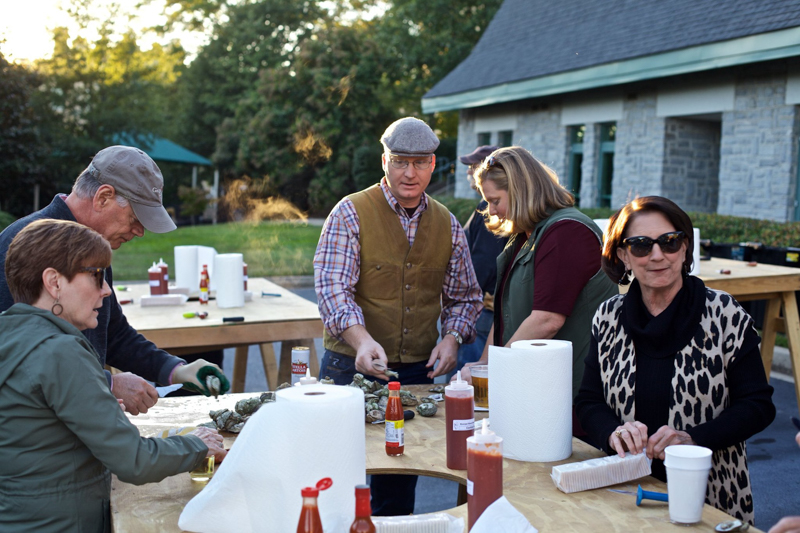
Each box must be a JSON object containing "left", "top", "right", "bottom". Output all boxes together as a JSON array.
[
  {"left": 199, "top": 264, "right": 210, "bottom": 305},
  {"left": 385, "top": 381, "right": 404, "bottom": 456},
  {"left": 445, "top": 371, "right": 474, "bottom": 470},
  {"left": 466, "top": 419, "right": 503, "bottom": 530},
  {"left": 349, "top": 484, "right": 375, "bottom": 533},
  {"left": 296, "top": 486, "right": 323, "bottom": 533}
]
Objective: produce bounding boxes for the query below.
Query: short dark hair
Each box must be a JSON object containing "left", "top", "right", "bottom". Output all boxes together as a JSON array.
[
  {"left": 602, "top": 196, "right": 694, "bottom": 285},
  {"left": 6, "top": 219, "right": 112, "bottom": 304}
]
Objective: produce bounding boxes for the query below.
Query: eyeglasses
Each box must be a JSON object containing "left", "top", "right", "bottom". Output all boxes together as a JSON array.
[
  {"left": 622, "top": 231, "right": 685, "bottom": 257},
  {"left": 389, "top": 157, "right": 433, "bottom": 170},
  {"left": 79, "top": 266, "right": 107, "bottom": 289}
]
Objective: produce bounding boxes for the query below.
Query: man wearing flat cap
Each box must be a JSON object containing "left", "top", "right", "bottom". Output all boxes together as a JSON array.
[
  {"left": 314, "top": 117, "right": 482, "bottom": 514},
  {"left": 0, "top": 146, "right": 229, "bottom": 415},
  {"left": 453, "top": 145, "right": 508, "bottom": 374}
]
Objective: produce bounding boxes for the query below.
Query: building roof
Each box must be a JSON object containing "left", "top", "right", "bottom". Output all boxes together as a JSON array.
[
  {"left": 114, "top": 133, "right": 213, "bottom": 166},
  {"left": 423, "top": 0, "right": 800, "bottom": 112}
]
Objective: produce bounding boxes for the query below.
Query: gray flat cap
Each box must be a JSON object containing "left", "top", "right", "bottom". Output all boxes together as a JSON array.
[{"left": 380, "top": 117, "right": 440, "bottom": 157}]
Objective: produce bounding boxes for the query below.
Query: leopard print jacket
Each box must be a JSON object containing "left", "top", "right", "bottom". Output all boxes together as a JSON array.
[{"left": 593, "top": 288, "right": 754, "bottom": 523}]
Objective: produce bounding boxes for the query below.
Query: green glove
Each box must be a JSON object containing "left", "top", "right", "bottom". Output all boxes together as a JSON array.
[{"left": 181, "top": 365, "right": 231, "bottom": 397}]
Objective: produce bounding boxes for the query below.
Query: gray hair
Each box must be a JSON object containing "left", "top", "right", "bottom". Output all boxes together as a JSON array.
[{"left": 72, "top": 169, "right": 129, "bottom": 208}]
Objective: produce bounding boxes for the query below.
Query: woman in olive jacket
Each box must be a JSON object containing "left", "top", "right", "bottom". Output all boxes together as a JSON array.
[{"left": 0, "top": 219, "right": 226, "bottom": 532}]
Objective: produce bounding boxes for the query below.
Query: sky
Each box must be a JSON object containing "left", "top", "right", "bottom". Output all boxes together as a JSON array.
[{"left": 0, "top": 0, "right": 207, "bottom": 63}]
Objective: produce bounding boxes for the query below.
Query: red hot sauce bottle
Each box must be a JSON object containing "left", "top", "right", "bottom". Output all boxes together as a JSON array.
[
  {"left": 296, "top": 486, "right": 323, "bottom": 533},
  {"left": 199, "top": 264, "right": 210, "bottom": 305},
  {"left": 385, "top": 381, "right": 404, "bottom": 456},
  {"left": 349, "top": 484, "right": 375, "bottom": 533}
]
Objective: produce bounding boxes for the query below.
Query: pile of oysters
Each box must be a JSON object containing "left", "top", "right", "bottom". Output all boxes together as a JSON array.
[
  {"left": 349, "top": 373, "right": 441, "bottom": 423},
  {"left": 206, "top": 392, "right": 276, "bottom": 433}
]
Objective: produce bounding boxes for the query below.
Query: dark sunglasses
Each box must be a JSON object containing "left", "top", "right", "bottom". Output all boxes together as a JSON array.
[
  {"left": 79, "top": 266, "right": 107, "bottom": 288},
  {"left": 622, "top": 231, "right": 685, "bottom": 257}
]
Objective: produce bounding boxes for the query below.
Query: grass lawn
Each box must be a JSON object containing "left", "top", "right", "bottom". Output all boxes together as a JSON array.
[{"left": 111, "top": 222, "right": 322, "bottom": 281}]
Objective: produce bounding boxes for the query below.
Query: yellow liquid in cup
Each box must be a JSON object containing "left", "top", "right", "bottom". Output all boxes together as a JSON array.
[
  {"left": 473, "top": 376, "right": 489, "bottom": 408},
  {"left": 189, "top": 457, "right": 214, "bottom": 482}
]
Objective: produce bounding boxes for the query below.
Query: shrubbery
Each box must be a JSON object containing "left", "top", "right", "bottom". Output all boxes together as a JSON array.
[
  {"left": 0, "top": 211, "right": 15, "bottom": 232},
  {"left": 434, "top": 197, "right": 800, "bottom": 248}
]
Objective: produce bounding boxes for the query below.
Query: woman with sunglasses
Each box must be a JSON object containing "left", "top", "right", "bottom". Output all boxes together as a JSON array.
[
  {"left": 464, "top": 146, "right": 617, "bottom": 407},
  {"left": 0, "top": 219, "right": 226, "bottom": 532},
  {"left": 575, "top": 196, "right": 775, "bottom": 524}
]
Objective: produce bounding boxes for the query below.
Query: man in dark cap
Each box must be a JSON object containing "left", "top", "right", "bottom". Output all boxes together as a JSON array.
[
  {"left": 454, "top": 146, "right": 508, "bottom": 372},
  {"left": 0, "top": 146, "right": 229, "bottom": 415},
  {"left": 314, "top": 117, "right": 482, "bottom": 515}
]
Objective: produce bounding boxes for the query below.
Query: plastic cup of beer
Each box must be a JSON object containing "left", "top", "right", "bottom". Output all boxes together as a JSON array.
[
  {"left": 664, "top": 445, "right": 712, "bottom": 525},
  {"left": 471, "top": 365, "right": 489, "bottom": 409}
]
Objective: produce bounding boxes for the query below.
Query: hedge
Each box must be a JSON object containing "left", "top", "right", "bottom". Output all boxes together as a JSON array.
[
  {"left": 433, "top": 197, "right": 800, "bottom": 248},
  {"left": 0, "top": 211, "right": 15, "bottom": 232}
]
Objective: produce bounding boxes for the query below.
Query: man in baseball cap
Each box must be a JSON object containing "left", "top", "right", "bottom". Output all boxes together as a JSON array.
[
  {"left": 314, "top": 118, "right": 482, "bottom": 515},
  {"left": 0, "top": 145, "right": 227, "bottom": 416}
]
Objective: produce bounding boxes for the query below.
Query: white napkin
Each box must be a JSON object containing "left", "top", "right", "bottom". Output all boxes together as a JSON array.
[{"left": 470, "top": 496, "right": 538, "bottom": 533}]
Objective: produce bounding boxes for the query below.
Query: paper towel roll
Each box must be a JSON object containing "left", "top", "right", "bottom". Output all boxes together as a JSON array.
[
  {"left": 214, "top": 253, "right": 245, "bottom": 308},
  {"left": 488, "top": 340, "right": 573, "bottom": 462},
  {"left": 690, "top": 228, "right": 701, "bottom": 276},
  {"left": 174, "top": 245, "right": 199, "bottom": 293},
  {"left": 179, "top": 384, "right": 366, "bottom": 533}
]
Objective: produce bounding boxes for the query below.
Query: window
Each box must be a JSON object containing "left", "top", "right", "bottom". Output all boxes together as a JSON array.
[
  {"left": 597, "top": 123, "right": 616, "bottom": 208},
  {"left": 477, "top": 132, "right": 491, "bottom": 146},
  {"left": 568, "top": 126, "right": 585, "bottom": 206},
  {"left": 498, "top": 130, "right": 513, "bottom": 147}
]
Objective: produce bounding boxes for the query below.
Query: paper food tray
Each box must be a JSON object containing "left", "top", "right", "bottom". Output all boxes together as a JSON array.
[
  {"left": 140, "top": 294, "right": 189, "bottom": 307},
  {"left": 551, "top": 453, "right": 651, "bottom": 493}
]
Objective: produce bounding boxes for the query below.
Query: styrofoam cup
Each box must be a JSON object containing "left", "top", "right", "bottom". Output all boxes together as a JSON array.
[{"left": 664, "top": 445, "right": 712, "bottom": 524}]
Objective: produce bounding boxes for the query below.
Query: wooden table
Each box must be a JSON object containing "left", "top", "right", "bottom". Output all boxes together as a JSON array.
[
  {"left": 699, "top": 257, "right": 800, "bottom": 403},
  {"left": 111, "top": 386, "right": 755, "bottom": 532},
  {"left": 119, "top": 278, "right": 322, "bottom": 392}
]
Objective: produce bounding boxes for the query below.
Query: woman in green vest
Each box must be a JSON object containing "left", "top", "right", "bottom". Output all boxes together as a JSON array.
[
  {"left": 0, "top": 219, "right": 226, "bottom": 532},
  {"left": 462, "top": 146, "right": 616, "bottom": 410}
]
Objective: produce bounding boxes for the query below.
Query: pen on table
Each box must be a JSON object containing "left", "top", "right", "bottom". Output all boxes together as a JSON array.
[
  {"left": 119, "top": 299, "right": 133, "bottom": 305},
  {"left": 261, "top": 292, "right": 282, "bottom": 297},
  {"left": 222, "top": 316, "right": 245, "bottom": 322}
]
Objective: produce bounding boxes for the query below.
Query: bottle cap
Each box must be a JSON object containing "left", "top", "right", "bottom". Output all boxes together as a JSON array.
[
  {"left": 472, "top": 418, "right": 500, "bottom": 444},
  {"left": 446, "top": 370, "right": 471, "bottom": 391},
  {"left": 301, "top": 487, "right": 318, "bottom": 497},
  {"left": 388, "top": 381, "right": 401, "bottom": 390},
  {"left": 158, "top": 257, "right": 167, "bottom": 266}
]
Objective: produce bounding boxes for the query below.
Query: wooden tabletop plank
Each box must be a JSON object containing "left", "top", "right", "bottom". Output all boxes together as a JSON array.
[{"left": 112, "top": 387, "right": 757, "bottom": 533}]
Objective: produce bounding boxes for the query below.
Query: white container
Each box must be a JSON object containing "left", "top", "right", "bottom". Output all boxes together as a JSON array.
[
  {"left": 664, "top": 445, "right": 712, "bottom": 524},
  {"left": 690, "top": 228, "right": 701, "bottom": 276}
]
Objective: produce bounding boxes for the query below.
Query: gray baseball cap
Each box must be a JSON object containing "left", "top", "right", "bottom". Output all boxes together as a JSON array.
[
  {"left": 380, "top": 117, "right": 440, "bottom": 157},
  {"left": 87, "top": 146, "right": 176, "bottom": 233}
]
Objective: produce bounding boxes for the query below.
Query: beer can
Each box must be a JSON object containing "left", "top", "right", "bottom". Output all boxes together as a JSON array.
[{"left": 291, "top": 346, "right": 310, "bottom": 385}]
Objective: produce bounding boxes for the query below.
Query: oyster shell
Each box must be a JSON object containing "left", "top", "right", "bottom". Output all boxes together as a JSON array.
[
  {"left": 320, "top": 376, "right": 335, "bottom": 385},
  {"left": 259, "top": 391, "right": 276, "bottom": 403},
  {"left": 399, "top": 390, "right": 419, "bottom": 406},
  {"left": 276, "top": 382, "right": 292, "bottom": 391},
  {"left": 428, "top": 385, "right": 445, "bottom": 394},
  {"left": 416, "top": 402, "right": 438, "bottom": 417},
  {"left": 384, "top": 369, "right": 400, "bottom": 380},
  {"left": 235, "top": 397, "right": 262, "bottom": 416},
  {"left": 366, "top": 409, "right": 385, "bottom": 423}
]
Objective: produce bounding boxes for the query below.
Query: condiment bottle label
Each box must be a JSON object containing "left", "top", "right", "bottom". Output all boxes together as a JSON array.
[
  {"left": 385, "top": 420, "right": 404, "bottom": 446},
  {"left": 466, "top": 479, "right": 474, "bottom": 496},
  {"left": 453, "top": 418, "right": 475, "bottom": 431},
  {"left": 149, "top": 280, "right": 160, "bottom": 287}
]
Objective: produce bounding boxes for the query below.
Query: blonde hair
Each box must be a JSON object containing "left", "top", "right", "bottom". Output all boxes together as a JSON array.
[{"left": 474, "top": 146, "right": 573, "bottom": 235}]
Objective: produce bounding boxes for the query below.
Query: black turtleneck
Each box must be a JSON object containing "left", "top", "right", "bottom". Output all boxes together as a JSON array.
[{"left": 576, "top": 276, "right": 775, "bottom": 482}]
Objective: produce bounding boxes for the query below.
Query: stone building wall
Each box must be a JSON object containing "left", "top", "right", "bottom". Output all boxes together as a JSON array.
[
  {"left": 515, "top": 104, "right": 568, "bottom": 181},
  {"left": 455, "top": 109, "right": 480, "bottom": 199},
  {"left": 662, "top": 118, "right": 721, "bottom": 213},
  {"left": 718, "top": 74, "right": 798, "bottom": 221}
]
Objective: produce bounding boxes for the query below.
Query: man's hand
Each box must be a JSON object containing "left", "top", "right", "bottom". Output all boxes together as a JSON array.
[
  {"left": 427, "top": 335, "right": 459, "bottom": 379},
  {"left": 112, "top": 372, "right": 158, "bottom": 415},
  {"left": 454, "top": 359, "right": 486, "bottom": 384},
  {"left": 189, "top": 427, "right": 228, "bottom": 463},
  {"left": 645, "top": 425, "right": 695, "bottom": 460},
  {"left": 354, "top": 338, "right": 390, "bottom": 380},
  {"left": 172, "top": 360, "right": 230, "bottom": 396}
]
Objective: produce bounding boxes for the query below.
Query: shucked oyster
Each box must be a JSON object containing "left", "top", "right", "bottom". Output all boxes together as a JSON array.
[
  {"left": 320, "top": 376, "right": 335, "bottom": 385},
  {"left": 428, "top": 385, "right": 445, "bottom": 394},
  {"left": 366, "top": 409, "right": 385, "bottom": 423}
]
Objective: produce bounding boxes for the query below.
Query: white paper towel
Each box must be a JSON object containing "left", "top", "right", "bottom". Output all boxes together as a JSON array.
[
  {"left": 179, "top": 384, "right": 366, "bottom": 533},
  {"left": 690, "top": 228, "right": 701, "bottom": 276},
  {"left": 488, "top": 340, "right": 573, "bottom": 462},
  {"left": 174, "top": 245, "right": 199, "bottom": 293},
  {"left": 214, "top": 253, "right": 245, "bottom": 308}
]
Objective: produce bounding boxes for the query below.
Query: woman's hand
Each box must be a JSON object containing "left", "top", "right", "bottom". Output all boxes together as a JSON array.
[
  {"left": 608, "top": 421, "right": 648, "bottom": 457},
  {"left": 769, "top": 516, "right": 800, "bottom": 533},
  {"left": 190, "top": 427, "right": 228, "bottom": 462},
  {"left": 645, "top": 425, "right": 695, "bottom": 460}
]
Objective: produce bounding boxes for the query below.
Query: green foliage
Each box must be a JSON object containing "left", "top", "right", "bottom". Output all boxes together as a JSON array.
[
  {"left": 111, "top": 221, "right": 322, "bottom": 279},
  {"left": 433, "top": 195, "right": 481, "bottom": 226},
  {"left": 0, "top": 211, "right": 16, "bottom": 231},
  {"left": 178, "top": 185, "right": 210, "bottom": 219},
  {"left": 352, "top": 144, "right": 383, "bottom": 191},
  {"left": 688, "top": 212, "right": 800, "bottom": 248}
]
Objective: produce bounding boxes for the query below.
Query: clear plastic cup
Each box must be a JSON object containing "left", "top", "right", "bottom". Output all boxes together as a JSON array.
[
  {"left": 664, "top": 445, "right": 713, "bottom": 525},
  {"left": 471, "top": 365, "right": 489, "bottom": 409}
]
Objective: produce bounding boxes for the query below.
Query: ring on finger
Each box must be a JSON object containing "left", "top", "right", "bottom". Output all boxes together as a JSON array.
[{"left": 615, "top": 428, "right": 627, "bottom": 438}]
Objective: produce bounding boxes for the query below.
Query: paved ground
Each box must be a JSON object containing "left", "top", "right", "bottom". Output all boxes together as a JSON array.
[{"left": 221, "top": 280, "right": 799, "bottom": 530}]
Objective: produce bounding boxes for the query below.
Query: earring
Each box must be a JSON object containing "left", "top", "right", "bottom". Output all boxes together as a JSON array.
[
  {"left": 617, "top": 268, "right": 631, "bottom": 285},
  {"left": 52, "top": 296, "right": 63, "bottom": 316}
]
